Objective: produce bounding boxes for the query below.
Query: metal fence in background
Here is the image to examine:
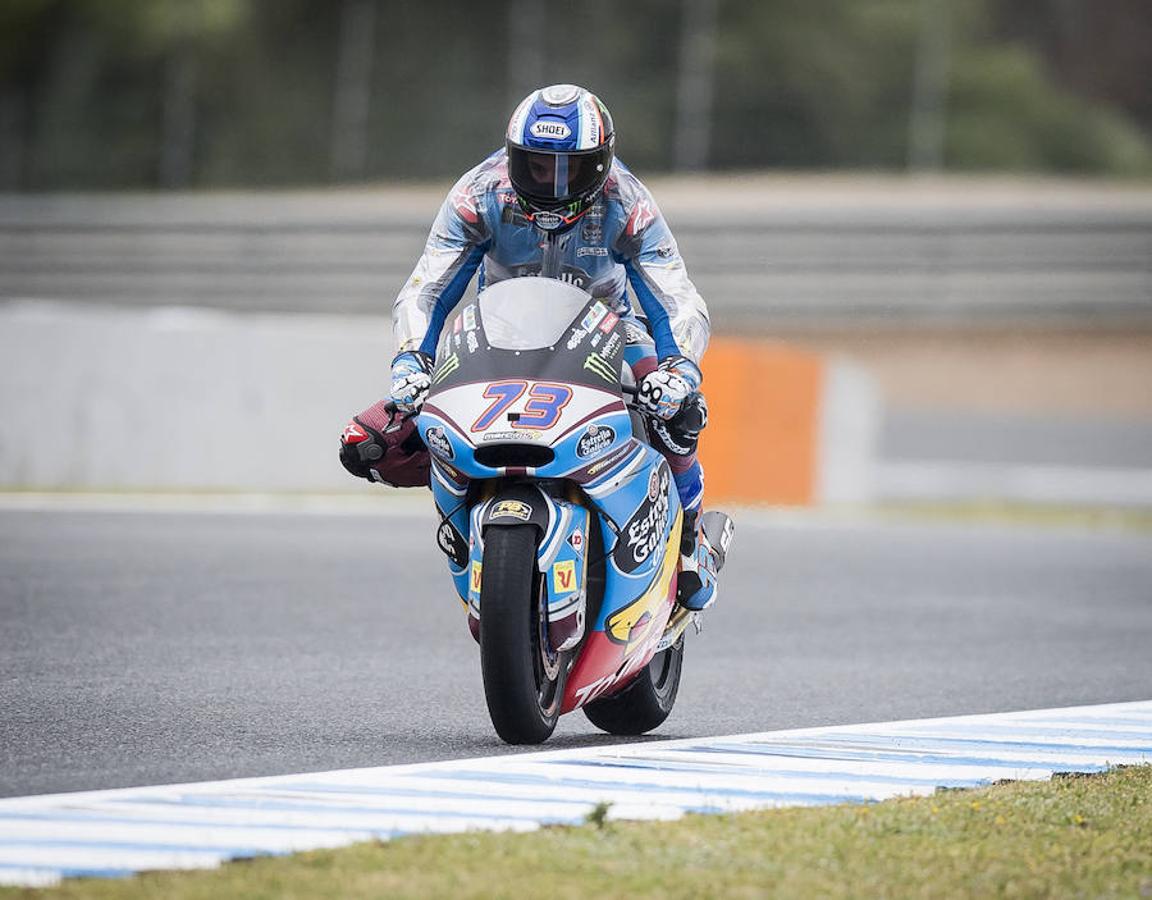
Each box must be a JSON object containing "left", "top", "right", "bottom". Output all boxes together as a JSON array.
[{"left": 1, "top": 187, "right": 1149, "bottom": 329}]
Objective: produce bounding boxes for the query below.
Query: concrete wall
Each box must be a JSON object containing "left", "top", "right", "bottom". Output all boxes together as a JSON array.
[
  {"left": 0, "top": 301, "right": 879, "bottom": 502},
  {"left": 0, "top": 302, "right": 389, "bottom": 491}
]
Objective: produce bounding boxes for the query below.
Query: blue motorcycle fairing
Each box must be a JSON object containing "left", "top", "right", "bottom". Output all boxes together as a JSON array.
[
  {"left": 581, "top": 445, "right": 682, "bottom": 635},
  {"left": 455, "top": 444, "right": 681, "bottom": 648},
  {"left": 418, "top": 402, "right": 634, "bottom": 483},
  {"left": 430, "top": 458, "right": 472, "bottom": 604}
]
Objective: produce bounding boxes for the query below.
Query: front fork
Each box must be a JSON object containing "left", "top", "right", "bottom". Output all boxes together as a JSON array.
[{"left": 431, "top": 461, "right": 591, "bottom": 651}]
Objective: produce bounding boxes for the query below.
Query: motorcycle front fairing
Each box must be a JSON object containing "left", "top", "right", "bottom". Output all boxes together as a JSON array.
[
  {"left": 421, "top": 278, "right": 631, "bottom": 612},
  {"left": 418, "top": 278, "right": 682, "bottom": 711},
  {"left": 419, "top": 280, "right": 633, "bottom": 484}
]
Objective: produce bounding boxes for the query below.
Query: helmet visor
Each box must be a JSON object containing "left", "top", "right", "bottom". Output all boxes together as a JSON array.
[{"left": 507, "top": 144, "right": 612, "bottom": 206}]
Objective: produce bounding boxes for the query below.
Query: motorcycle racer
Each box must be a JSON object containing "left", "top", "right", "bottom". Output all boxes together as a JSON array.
[{"left": 342, "top": 84, "right": 730, "bottom": 611}]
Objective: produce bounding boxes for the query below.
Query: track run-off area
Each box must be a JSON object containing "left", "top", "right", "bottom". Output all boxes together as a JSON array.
[{"left": 1, "top": 496, "right": 1150, "bottom": 885}]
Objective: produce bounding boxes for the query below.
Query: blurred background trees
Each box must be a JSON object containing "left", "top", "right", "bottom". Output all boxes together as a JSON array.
[{"left": 1, "top": 0, "right": 1149, "bottom": 189}]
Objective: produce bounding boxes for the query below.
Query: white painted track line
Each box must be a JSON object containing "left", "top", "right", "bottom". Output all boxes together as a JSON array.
[{"left": 1, "top": 700, "right": 1148, "bottom": 887}]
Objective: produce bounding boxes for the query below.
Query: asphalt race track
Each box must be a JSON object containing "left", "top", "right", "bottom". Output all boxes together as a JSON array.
[{"left": 2, "top": 501, "right": 1150, "bottom": 799}]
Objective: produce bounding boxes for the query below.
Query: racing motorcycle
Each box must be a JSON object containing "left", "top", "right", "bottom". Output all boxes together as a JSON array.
[{"left": 416, "top": 277, "right": 725, "bottom": 744}]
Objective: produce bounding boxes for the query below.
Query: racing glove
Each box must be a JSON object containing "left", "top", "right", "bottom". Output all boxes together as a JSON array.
[
  {"left": 637, "top": 355, "right": 703, "bottom": 421},
  {"left": 389, "top": 351, "right": 434, "bottom": 413}
]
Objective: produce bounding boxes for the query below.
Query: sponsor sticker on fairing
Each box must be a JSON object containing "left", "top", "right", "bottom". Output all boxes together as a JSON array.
[
  {"left": 567, "top": 528, "right": 585, "bottom": 556},
  {"left": 611, "top": 466, "right": 672, "bottom": 574},
  {"left": 579, "top": 302, "right": 608, "bottom": 332},
  {"left": 583, "top": 352, "right": 617, "bottom": 384},
  {"left": 491, "top": 500, "right": 532, "bottom": 522},
  {"left": 576, "top": 246, "right": 608, "bottom": 257},
  {"left": 648, "top": 468, "right": 662, "bottom": 501},
  {"left": 586, "top": 444, "right": 633, "bottom": 476},
  {"left": 424, "top": 426, "right": 454, "bottom": 460},
  {"left": 436, "top": 521, "right": 468, "bottom": 567},
  {"left": 552, "top": 559, "right": 576, "bottom": 594},
  {"left": 470, "top": 561, "right": 483, "bottom": 596},
  {"left": 573, "top": 630, "right": 663, "bottom": 705},
  {"left": 462, "top": 305, "right": 478, "bottom": 331},
  {"left": 565, "top": 327, "right": 588, "bottom": 350},
  {"left": 433, "top": 353, "right": 460, "bottom": 384},
  {"left": 482, "top": 430, "right": 541, "bottom": 442},
  {"left": 599, "top": 312, "right": 619, "bottom": 333},
  {"left": 576, "top": 424, "right": 616, "bottom": 459}
]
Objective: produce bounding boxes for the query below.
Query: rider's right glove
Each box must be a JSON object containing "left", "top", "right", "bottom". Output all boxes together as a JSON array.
[
  {"left": 389, "top": 351, "right": 434, "bottom": 413},
  {"left": 637, "top": 355, "right": 703, "bottom": 421}
]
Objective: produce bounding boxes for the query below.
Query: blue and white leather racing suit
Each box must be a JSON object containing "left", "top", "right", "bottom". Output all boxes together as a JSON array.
[{"left": 393, "top": 150, "right": 711, "bottom": 510}]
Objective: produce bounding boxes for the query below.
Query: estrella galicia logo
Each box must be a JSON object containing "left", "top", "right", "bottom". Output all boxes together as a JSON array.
[
  {"left": 424, "top": 426, "right": 454, "bottom": 460},
  {"left": 612, "top": 465, "right": 671, "bottom": 574},
  {"left": 576, "top": 424, "right": 616, "bottom": 459}
]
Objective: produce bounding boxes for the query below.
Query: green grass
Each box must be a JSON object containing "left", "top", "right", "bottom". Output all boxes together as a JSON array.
[{"left": 5, "top": 766, "right": 1150, "bottom": 899}]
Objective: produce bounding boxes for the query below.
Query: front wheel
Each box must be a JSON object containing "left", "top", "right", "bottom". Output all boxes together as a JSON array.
[
  {"left": 479, "top": 525, "right": 564, "bottom": 744},
  {"left": 583, "top": 635, "right": 684, "bottom": 735}
]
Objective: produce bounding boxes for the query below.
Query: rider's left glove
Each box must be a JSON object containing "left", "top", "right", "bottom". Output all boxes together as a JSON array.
[
  {"left": 389, "top": 351, "right": 434, "bottom": 413},
  {"left": 637, "top": 355, "right": 702, "bottom": 421}
]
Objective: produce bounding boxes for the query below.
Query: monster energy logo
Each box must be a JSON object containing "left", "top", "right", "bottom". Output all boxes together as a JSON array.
[
  {"left": 583, "top": 352, "right": 617, "bottom": 384},
  {"left": 433, "top": 354, "right": 460, "bottom": 384}
]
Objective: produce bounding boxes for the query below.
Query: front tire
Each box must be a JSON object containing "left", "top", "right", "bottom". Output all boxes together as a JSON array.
[
  {"left": 479, "top": 525, "right": 563, "bottom": 744},
  {"left": 583, "top": 635, "right": 685, "bottom": 735}
]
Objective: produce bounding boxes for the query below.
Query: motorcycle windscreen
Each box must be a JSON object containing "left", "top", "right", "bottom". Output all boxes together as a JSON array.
[{"left": 479, "top": 278, "right": 592, "bottom": 351}]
